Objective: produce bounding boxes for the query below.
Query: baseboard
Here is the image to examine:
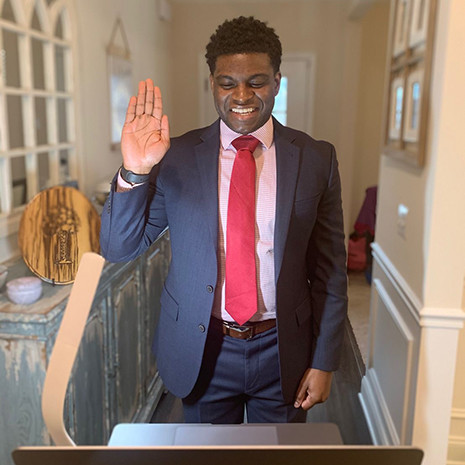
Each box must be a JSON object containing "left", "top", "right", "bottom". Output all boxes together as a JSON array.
[
  {"left": 448, "top": 409, "right": 465, "bottom": 465},
  {"left": 447, "top": 438, "right": 465, "bottom": 465}
]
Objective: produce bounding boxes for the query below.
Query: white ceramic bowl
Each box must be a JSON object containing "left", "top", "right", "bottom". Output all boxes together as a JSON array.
[
  {"left": 94, "top": 181, "right": 111, "bottom": 205},
  {"left": 0, "top": 265, "right": 7, "bottom": 289},
  {"left": 6, "top": 276, "right": 43, "bottom": 305}
]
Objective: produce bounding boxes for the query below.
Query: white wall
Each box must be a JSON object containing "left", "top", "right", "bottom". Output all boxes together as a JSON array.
[{"left": 351, "top": 1, "right": 389, "bottom": 226}]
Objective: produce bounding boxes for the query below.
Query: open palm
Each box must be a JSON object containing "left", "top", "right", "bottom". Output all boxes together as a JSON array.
[{"left": 121, "top": 79, "right": 170, "bottom": 174}]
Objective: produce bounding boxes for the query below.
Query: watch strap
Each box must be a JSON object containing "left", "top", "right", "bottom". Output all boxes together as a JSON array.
[{"left": 120, "top": 165, "right": 150, "bottom": 185}]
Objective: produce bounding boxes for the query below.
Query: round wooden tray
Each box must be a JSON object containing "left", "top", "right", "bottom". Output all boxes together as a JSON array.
[{"left": 19, "top": 186, "right": 101, "bottom": 284}]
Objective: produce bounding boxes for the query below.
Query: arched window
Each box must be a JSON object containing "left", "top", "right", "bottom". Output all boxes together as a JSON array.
[{"left": 0, "top": 0, "right": 76, "bottom": 228}]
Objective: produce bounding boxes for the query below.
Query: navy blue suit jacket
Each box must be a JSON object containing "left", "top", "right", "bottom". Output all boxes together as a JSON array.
[{"left": 100, "top": 118, "right": 348, "bottom": 403}]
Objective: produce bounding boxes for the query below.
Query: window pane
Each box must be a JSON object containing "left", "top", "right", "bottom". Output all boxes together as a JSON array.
[
  {"left": 57, "top": 98, "right": 68, "bottom": 142},
  {"left": 38, "top": 152, "right": 50, "bottom": 190},
  {"left": 273, "top": 76, "right": 288, "bottom": 126},
  {"left": 395, "top": 86, "right": 404, "bottom": 130},
  {"left": 7, "top": 95, "right": 24, "bottom": 148},
  {"left": 0, "top": 159, "right": 3, "bottom": 211},
  {"left": 59, "top": 149, "right": 69, "bottom": 181},
  {"left": 35, "top": 97, "right": 48, "bottom": 145},
  {"left": 31, "top": 8, "right": 42, "bottom": 32},
  {"left": 11, "top": 156, "right": 27, "bottom": 207},
  {"left": 1, "top": 0, "right": 16, "bottom": 22},
  {"left": 411, "top": 82, "right": 421, "bottom": 130},
  {"left": 55, "top": 45, "right": 66, "bottom": 91},
  {"left": 31, "top": 38, "right": 46, "bottom": 90},
  {"left": 418, "top": 0, "right": 426, "bottom": 30},
  {"left": 2, "top": 29, "right": 21, "bottom": 87},
  {"left": 397, "top": 0, "right": 407, "bottom": 44},
  {"left": 274, "top": 76, "right": 288, "bottom": 112},
  {"left": 54, "top": 13, "right": 64, "bottom": 39}
]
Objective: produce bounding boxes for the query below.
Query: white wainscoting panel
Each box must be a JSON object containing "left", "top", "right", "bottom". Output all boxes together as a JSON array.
[
  {"left": 363, "top": 243, "right": 465, "bottom": 465},
  {"left": 360, "top": 243, "right": 422, "bottom": 445},
  {"left": 372, "top": 278, "right": 414, "bottom": 442},
  {"left": 360, "top": 276, "right": 416, "bottom": 444}
]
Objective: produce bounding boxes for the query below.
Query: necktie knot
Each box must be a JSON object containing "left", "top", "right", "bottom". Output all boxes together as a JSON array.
[{"left": 231, "top": 135, "right": 260, "bottom": 154}]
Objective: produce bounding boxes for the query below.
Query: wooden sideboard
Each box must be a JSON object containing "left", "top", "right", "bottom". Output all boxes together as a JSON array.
[{"left": 0, "top": 231, "right": 171, "bottom": 465}]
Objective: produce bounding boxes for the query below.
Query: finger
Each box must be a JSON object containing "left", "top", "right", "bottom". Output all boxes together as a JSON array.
[
  {"left": 145, "top": 78, "right": 154, "bottom": 115},
  {"left": 136, "top": 80, "right": 146, "bottom": 116},
  {"left": 125, "top": 96, "right": 137, "bottom": 124},
  {"left": 293, "top": 382, "right": 307, "bottom": 408},
  {"left": 152, "top": 86, "right": 163, "bottom": 121}
]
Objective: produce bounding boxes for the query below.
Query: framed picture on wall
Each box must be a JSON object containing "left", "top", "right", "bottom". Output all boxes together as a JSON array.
[
  {"left": 409, "top": 0, "right": 431, "bottom": 48},
  {"left": 383, "top": 0, "right": 437, "bottom": 166},
  {"left": 108, "top": 55, "right": 132, "bottom": 149},
  {"left": 392, "top": 0, "right": 412, "bottom": 57},
  {"left": 107, "top": 18, "right": 132, "bottom": 151}
]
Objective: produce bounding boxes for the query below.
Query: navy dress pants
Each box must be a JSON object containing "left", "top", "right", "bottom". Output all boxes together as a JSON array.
[{"left": 182, "top": 322, "right": 307, "bottom": 424}]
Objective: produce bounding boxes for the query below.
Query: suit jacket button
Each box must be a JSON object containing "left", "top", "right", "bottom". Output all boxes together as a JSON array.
[
  {"left": 198, "top": 324, "right": 206, "bottom": 332},
  {"left": 206, "top": 285, "right": 214, "bottom": 293}
]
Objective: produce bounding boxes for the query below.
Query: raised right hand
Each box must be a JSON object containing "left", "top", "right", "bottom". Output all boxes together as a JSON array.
[{"left": 121, "top": 78, "right": 170, "bottom": 174}]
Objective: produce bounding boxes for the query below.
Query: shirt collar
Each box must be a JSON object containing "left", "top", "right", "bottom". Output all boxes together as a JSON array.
[{"left": 220, "top": 117, "right": 274, "bottom": 151}]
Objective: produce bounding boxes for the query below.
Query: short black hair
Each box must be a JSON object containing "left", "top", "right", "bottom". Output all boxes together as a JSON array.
[{"left": 205, "top": 16, "right": 282, "bottom": 74}]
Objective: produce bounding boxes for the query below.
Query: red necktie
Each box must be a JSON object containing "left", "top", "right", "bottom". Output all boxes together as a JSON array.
[{"left": 225, "top": 135, "right": 260, "bottom": 325}]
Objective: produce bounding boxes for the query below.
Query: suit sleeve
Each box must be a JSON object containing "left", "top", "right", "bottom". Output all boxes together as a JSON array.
[
  {"left": 99, "top": 167, "right": 168, "bottom": 263},
  {"left": 307, "top": 144, "right": 348, "bottom": 371}
]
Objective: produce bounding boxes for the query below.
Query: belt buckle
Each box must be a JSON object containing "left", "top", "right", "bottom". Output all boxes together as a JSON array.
[{"left": 224, "top": 321, "right": 253, "bottom": 340}]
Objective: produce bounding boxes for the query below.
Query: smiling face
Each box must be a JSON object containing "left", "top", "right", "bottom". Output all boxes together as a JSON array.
[{"left": 210, "top": 53, "right": 281, "bottom": 134}]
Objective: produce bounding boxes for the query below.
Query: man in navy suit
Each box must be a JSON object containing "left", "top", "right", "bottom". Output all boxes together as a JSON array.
[{"left": 100, "top": 16, "right": 347, "bottom": 423}]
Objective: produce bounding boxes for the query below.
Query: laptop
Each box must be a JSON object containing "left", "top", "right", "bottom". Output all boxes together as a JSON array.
[
  {"left": 12, "top": 445, "right": 424, "bottom": 465},
  {"left": 107, "top": 422, "right": 344, "bottom": 446}
]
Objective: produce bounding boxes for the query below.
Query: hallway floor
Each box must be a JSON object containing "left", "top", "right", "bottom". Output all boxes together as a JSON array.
[{"left": 347, "top": 271, "right": 371, "bottom": 364}]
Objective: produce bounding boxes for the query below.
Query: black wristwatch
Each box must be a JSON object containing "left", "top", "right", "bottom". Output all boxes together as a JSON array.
[{"left": 120, "top": 165, "right": 150, "bottom": 185}]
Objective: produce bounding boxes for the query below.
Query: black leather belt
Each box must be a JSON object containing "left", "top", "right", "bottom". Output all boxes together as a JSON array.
[{"left": 211, "top": 317, "right": 276, "bottom": 340}]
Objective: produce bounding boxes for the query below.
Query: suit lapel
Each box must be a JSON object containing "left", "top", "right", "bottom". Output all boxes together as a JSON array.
[
  {"left": 194, "top": 120, "right": 221, "bottom": 247},
  {"left": 274, "top": 122, "right": 300, "bottom": 283}
]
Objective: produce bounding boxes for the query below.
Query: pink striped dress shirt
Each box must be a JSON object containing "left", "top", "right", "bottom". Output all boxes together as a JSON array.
[{"left": 212, "top": 118, "right": 277, "bottom": 322}]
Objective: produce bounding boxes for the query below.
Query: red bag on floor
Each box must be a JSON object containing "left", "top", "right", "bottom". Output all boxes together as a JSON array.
[{"left": 347, "top": 234, "right": 367, "bottom": 271}]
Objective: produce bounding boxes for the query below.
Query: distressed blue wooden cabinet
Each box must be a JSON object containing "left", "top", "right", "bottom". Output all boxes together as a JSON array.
[{"left": 0, "top": 231, "right": 171, "bottom": 465}]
